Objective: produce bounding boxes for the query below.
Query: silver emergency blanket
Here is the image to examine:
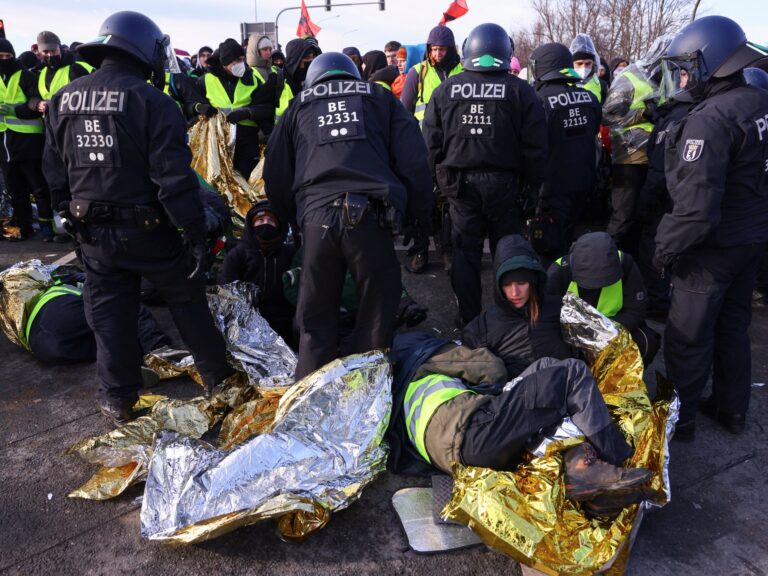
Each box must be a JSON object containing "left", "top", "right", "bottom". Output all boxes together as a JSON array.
[
  {"left": 205, "top": 281, "right": 297, "bottom": 384},
  {"left": 0, "top": 260, "right": 56, "bottom": 348},
  {"left": 140, "top": 351, "right": 392, "bottom": 543}
]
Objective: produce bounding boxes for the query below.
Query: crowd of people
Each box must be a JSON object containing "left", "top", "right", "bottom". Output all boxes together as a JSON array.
[{"left": 1, "top": 9, "right": 768, "bottom": 513}]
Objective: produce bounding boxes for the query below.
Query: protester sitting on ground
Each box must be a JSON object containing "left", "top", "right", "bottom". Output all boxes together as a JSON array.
[
  {"left": 461, "top": 234, "right": 574, "bottom": 379},
  {"left": 388, "top": 331, "right": 652, "bottom": 517},
  {"left": 8, "top": 268, "right": 170, "bottom": 387},
  {"left": 218, "top": 200, "right": 297, "bottom": 348},
  {"left": 547, "top": 232, "right": 660, "bottom": 365}
]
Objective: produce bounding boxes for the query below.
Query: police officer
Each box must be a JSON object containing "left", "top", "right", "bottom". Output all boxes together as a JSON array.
[
  {"left": 529, "top": 42, "right": 602, "bottom": 260},
  {"left": 264, "top": 52, "right": 433, "bottom": 380},
  {"left": 43, "top": 11, "right": 232, "bottom": 424},
  {"left": 422, "top": 23, "right": 548, "bottom": 326},
  {"left": 654, "top": 16, "right": 768, "bottom": 440}
]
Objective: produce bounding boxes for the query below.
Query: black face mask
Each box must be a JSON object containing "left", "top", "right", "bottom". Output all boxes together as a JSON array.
[
  {"left": 44, "top": 55, "right": 63, "bottom": 68},
  {"left": 253, "top": 224, "right": 281, "bottom": 255},
  {"left": 0, "top": 59, "right": 16, "bottom": 75}
]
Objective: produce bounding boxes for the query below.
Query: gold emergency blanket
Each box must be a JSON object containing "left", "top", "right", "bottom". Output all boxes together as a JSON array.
[
  {"left": 188, "top": 113, "right": 265, "bottom": 221},
  {"left": 139, "top": 351, "right": 392, "bottom": 543},
  {"left": 444, "top": 293, "right": 678, "bottom": 575},
  {"left": 0, "top": 260, "right": 57, "bottom": 349}
]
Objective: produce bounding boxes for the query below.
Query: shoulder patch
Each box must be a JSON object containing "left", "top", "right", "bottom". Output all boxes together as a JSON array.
[{"left": 682, "top": 138, "right": 704, "bottom": 162}]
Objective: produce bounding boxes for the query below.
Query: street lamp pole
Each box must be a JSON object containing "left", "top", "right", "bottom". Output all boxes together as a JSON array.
[{"left": 274, "top": 1, "right": 384, "bottom": 48}]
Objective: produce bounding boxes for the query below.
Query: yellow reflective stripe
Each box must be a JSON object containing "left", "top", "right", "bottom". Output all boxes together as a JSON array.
[
  {"left": 582, "top": 75, "right": 602, "bottom": 103},
  {"left": 204, "top": 71, "right": 263, "bottom": 127},
  {"left": 275, "top": 81, "right": 293, "bottom": 121},
  {"left": 24, "top": 285, "right": 82, "bottom": 347},
  {"left": 0, "top": 71, "right": 43, "bottom": 134},
  {"left": 404, "top": 374, "right": 472, "bottom": 463}
]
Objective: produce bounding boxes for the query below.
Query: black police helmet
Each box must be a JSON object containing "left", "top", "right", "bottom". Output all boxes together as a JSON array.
[
  {"left": 744, "top": 67, "right": 768, "bottom": 91},
  {"left": 530, "top": 43, "right": 581, "bottom": 83},
  {"left": 77, "top": 11, "right": 169, "bottom": 71},
  {"left": 462, "top": 23, "right": 512, "bottom": 72},
  {"left": 305, "top": 52, "right": 361, "bottom": 87},
  {"left": 666, "top": 16, "right": 766, "bottom": 82}
]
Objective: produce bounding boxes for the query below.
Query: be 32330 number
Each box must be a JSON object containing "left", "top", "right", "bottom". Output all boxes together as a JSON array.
[{"left": 76, "top": 133, "right": 114, "bottom": 147}]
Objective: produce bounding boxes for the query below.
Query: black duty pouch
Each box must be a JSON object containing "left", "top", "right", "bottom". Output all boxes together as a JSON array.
[
  {"left": 342, "top": 192, "right": 369, "bottom": 228},
  {"left": 435, "top": 164, "right": 462, "bottom": 198},
  {"left": 68, "top": 199, "right": 92, "bottom": 221},
  {"left": 135, "top": 205, "right": 163, "bottom": 231}
]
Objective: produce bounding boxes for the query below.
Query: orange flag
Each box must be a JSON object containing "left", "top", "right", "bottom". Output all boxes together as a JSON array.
[
  {"left": 297, "top": 0, "right": 322, "bottom": 38},
  {"left": 439, "top": 0, "right": 469, "bottom": 25}
]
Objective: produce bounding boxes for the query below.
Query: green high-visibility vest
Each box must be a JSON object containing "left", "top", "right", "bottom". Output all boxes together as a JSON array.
[
  {"left": 275, "top": 80, "right": 293, "bottom": 120},
  {"left": 619, "top": 71, "right": 654, "bottom": 134},
  {"left": 412, "top": 61, "right": 462, "bottom": 122},
  {"left": 77, "top": 60, "right": 95, "bottom": 73},
  {"left": 38, "top": 65, "right": 72, "bottom": 100},
  {"left": 404, "top": 373, "right": 473, "bottom": 463},
  {"left": 0, "top": 70, "right": 44, "bottom": 134},
  {"left": 23, "top": 284, "right": 82, "bottom": 348},
  {"left": 581, "top": 75, "right": 603, "bottom": 103},
  {"left": 204, "top": 71, "right": 263, "bottom": 127},
  {"left": 556, "top": 251, "right": 624, "bottom": 318}
]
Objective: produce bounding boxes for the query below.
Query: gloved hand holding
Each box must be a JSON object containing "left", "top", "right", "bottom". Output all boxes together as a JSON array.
[
  {"left": 0, "top": 103, "right": 14, "bottom": 116},
  {"left": 184, "top": 222, "right": 209, "bottom": 281},
  {"left": 226, "top": 107, "right": 252, "bottom": 124},
  {"left": 195, "top": 102, "right": 217, "bottom": 118}
]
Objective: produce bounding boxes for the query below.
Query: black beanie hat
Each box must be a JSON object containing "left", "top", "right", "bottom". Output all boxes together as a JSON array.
[
  {"left": 0, "top": 39, "right": 15, "bottom": 56},
  {"left": 218, "top": 38, "right": 245, "bottom": 66},
  {"left": 500, "top": 268, "right": 539, "bottom": 287}
]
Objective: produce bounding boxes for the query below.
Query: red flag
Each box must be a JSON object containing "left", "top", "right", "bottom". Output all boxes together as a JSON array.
[
  {"left": 297, "top": 0, "right": 322, "bottom": 38},
  {"left": 439, "top": 0, "right": 469, "bottom": 24}
]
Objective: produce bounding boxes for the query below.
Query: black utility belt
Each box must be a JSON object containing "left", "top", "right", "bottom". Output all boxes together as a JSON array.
[
  {"left": 330, "top": 192, "right": 400, "bottom": 232},
  {"left": 68, "top": 199, "right": 167, "bottom": 230}
]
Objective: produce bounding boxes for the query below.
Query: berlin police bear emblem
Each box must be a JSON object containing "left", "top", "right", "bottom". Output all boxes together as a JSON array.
[{"left": 682, "top": 139, "right": 705, "bottom": 162}]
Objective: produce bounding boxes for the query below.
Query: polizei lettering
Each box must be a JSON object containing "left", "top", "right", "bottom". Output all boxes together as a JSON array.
[
  {"left": 301, "top": 80, "right": 372, "bottom": 102},
  {"left": 547, "top": 91, "right": 593, "bottom": 108},
  {"left": 59, "top": 90, "right": 126, "bottom": 114},
  {"left": 449, "top": 83, "right": 507, "bottom": 100},
  {"left": 756, "top": 113, "right": 768, "bottom": 141}
]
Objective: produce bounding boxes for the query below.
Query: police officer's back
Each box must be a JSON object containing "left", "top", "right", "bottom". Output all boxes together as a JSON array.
[
  {"left": 44, "top": 11, "right": 232, "bottom": 424},
  {"left": 529, "top": 42, "right": 602, "bottom": 257},
  {"left": 264, "top": 52, "right": 433, "bottom": 379},
  {"left": 422, "top": 23, "right": 548, "bottom": 326},
  {"left": 654, "top": 16, "right": 768, "bottom": 440}
]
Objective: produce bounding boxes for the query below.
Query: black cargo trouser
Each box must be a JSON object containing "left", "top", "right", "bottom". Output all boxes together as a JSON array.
[
  {"left": 80, "top": 224, "right": 231, "bottom": 403},
  {"left": 0, "top": 159, "right": 52, "bottom": 232},
  {"left": 460, "top": 357, "right": 632, "bottom": 471},
  {"left": 450, "top": 172, "right": 521, "bottom": 325},
  {"left": 295, "top": 203, "right": 401, "bottom": 380},
  {"left": 664, "top": 244, "right": 764, "bottom": 426}
]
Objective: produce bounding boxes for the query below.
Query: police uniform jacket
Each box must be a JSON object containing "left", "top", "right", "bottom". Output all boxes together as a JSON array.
[
  {"left": 43, "top": 56, "right": 206, "bottom": 230},
  {"left": 0, "top": 60, "right": 44, "bottom": 162},
  {"left": 534, "top": 80, "right": 601, "bottom": 196},
  {"left": 263, "top": 78, "right": 434, "bottom": 228},
  {"left": 422, "top": 70, "right": 548, "bottom": 186},
  {"left": 655, "top": 76, "right": 768, "bottom": 264},
  {"left": 461, "top": 235, "right": 573, "bottom": 379}
]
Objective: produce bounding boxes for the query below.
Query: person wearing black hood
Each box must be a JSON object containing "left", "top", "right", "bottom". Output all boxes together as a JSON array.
[
  {"left": 199, "top": 38, "right": 276, "bottom": 177},
  {"left": 462, "top": 235, "right": 574, "bottom": 379},
  {"left": 529, "top": 42, "right": 602, "bottom": 261},
  {"left": 284, "top": 38, "right": 321, "bottom": 97},
  {"left": 654, "top": 16, "right": 768, "bottom": 440},
  {"left": 191, "top": 46, "right": 212, "bottom": 78},
  {"left": 342, "top": 47, "right": 363, "bottom": 76},
  {"left": 547, "top": 232, "right": 660, "bottom": 364},
  {"left": 218, "top": 201, "right": 296, "bottom": 347},
  {"left": 17, "top": 51, "right": 40, "bottom": 71},
  {"left": 271, "top": 50, "right": 285, "bottom": 69},
  {"left": 361, "top": 50, "right": 387, "bottom": 81},
  {"left": 0, "top": 38, "right": 51, "bottom": 241},
  {"left": 423, "top": 24, "right": 548, "bottom": 326}
]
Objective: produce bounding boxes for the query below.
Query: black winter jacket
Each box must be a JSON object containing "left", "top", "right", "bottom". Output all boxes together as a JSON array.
[{"left": 462, "top": 235, "right": 573, "bottom": 378}]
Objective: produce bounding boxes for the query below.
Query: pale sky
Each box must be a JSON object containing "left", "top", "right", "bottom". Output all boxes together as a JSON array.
[{"left": 2, "top": 0, "right": 766, "bottom": 58}]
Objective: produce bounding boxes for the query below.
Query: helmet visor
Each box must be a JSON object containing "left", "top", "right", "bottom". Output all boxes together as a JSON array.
[
  {"left": 661, "top": 54, "right": 705, "bottom": 101},
  {"left": 162, "top": 35, "right": 181, "bottom": 74}
]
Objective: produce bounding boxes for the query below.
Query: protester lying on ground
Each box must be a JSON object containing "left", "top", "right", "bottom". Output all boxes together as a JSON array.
[
  {"left": 388, "top": 331, "right": 652, "bottom": 517},
  {"left": 462, "top": 234, "right": 575, "bottom": 379},
  {"left": 547, "top": 232, "right": 660, "bottom": 364},
  {"left": 218, "top": 200, "right": 297, "bottom": 348},
  {"left": 4, "top": 268, "right": 171, "bottom": 386}
]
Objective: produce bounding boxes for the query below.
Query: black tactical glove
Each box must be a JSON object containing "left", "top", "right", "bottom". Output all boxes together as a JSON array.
[
  {"left": 226, "top": 108, "right": 252, "bottom": 124},
  {"left": 195, "top": 102, "right": 217, "bottom": 118},
  {"left": 395, "top": 294, "right": 429, "bottom": 328},
  {"left": 184, "top": 222, "right": 209, "bottom": 281}
]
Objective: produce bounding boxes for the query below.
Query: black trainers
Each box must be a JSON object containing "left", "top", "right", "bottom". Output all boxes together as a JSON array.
[
  {"left": 564, "top": 443, "right": 652, "bottom": 502},
  {"left": 99, "top": 398, "right": 136, "bottom": 426}
]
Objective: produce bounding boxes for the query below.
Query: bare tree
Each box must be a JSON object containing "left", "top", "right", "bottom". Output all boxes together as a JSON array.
[{"left": 517, "top": 0, "right": 693, "bottom": 66}]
